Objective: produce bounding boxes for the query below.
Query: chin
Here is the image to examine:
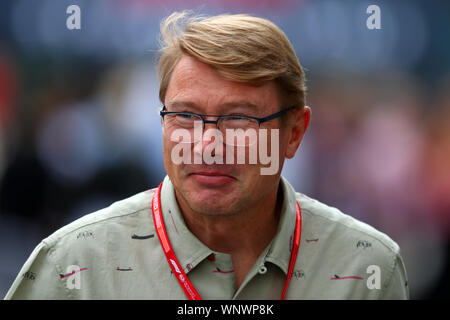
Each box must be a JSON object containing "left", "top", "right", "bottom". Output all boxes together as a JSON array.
[
  {"left": 192, "top": 205, "right": 239, "bottom": 217},
  {"left": 186, "top": 193, "right": 242, "bottom": 217}
]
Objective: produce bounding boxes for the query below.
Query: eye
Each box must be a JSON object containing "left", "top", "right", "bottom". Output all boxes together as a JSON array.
[
  {"left": 172, "top": 113, "right": 201, "bottom": 127},
  {"left": 221, "top": 116, "right": 255, "bottom": 129},
  {"left": 175, "top": 113, "right": 196, "bottom": 123}
]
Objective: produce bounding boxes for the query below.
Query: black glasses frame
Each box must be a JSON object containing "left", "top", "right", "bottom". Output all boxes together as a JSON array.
[{"left": 160, "top": 105, "right": 297, "bottom": 129}]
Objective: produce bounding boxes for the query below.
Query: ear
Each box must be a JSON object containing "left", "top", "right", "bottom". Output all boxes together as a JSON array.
[{"left": 285, "top": 106, "right": 311, "bottom": 159}]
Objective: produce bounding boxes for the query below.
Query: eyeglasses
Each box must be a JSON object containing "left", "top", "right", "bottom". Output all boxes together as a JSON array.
[{"left": 160, "top": 105, "right": 297, "bottom": 146}]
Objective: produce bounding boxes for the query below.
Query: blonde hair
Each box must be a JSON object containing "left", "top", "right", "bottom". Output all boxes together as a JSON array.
[{"left": 157, "top": 11, "right": 306, "bottom": 110}]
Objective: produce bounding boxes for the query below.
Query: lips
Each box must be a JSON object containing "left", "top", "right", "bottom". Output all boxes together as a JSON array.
[
  {"left": 188, "top": 170, "right": 236, "bottom": 185},
  {"left": 191, "top": 170, "right": 233, "bottom": 177}
]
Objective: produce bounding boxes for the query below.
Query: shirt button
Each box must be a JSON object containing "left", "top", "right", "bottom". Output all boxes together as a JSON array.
[{"left": 258, "top": 265, "right": 268, "bottom": 275}]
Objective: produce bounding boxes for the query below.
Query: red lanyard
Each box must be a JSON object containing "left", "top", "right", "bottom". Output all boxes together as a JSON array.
[{"left": 151, "top": 182, "right": 302, "bottom": 300}]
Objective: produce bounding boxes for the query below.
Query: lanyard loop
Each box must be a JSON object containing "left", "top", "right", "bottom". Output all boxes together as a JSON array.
[{"left": 151, "top": 182, "right": 302, "bottom": 300}]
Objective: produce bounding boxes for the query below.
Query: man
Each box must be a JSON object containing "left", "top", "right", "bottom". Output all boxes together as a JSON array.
[{"left": 5, "top": 12, "right": 408, "bottom": 299}]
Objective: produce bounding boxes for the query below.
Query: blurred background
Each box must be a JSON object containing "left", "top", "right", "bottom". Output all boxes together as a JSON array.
[{"left": 0, "top": 0, "right": 449, "bottom": 299}]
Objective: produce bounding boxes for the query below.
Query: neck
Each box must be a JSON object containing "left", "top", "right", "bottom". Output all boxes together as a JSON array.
[{"left": 176, "top": 183, "right": 283, "bottom": 256}]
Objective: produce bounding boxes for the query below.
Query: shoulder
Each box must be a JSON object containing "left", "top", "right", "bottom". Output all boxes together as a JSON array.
[
  {"left": 5, "top": 189, "right": 159, "bottom": 299},
  {"left": 42, "top": 189, "right": 156, "bottom": 251},
  {"left": 296, "top": 193, "right": 399, "bottom": 255}
]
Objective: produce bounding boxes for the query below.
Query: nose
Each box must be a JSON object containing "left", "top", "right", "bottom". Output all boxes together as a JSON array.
[{"left": 193, "top": 120, "right": 224, "bottom": 160}]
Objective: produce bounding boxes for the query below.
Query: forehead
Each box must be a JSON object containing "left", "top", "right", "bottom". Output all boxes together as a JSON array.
[{"left": 164, "top": 55, "right": 280, "bottom": 113}]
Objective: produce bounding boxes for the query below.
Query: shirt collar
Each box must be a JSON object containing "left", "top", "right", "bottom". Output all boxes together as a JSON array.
[{"left": 159, "top": 175, "right": 298, "bottom": 275}]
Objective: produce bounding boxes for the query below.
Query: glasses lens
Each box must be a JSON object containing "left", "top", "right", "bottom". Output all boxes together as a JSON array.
[
  {"left": 163, "top": 113, "right": 203, "bottom": 143},
  {"left": 162, "top": 113, "right": 260, "bottom": 146},
  {"left": 166, "top": 113, "right": 202, "bottom": 128},
  {"left": 220, "top": 117, "right": 259, "bottom": 146}
]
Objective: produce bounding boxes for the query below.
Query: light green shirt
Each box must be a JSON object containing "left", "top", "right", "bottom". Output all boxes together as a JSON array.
[{"left": 4, "top": 176, "right": 409, "bottom": 299}]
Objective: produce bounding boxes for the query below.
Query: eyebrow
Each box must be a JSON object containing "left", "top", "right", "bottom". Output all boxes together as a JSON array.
[
  {"left": 167, "top": 100, "right": 260, "bottom": 115},
  {"left": 220, "top": 101, "right": 259, "bottom": 112},
  {"left": 167, "top": 101, "right": 198, "bottom": 111}
]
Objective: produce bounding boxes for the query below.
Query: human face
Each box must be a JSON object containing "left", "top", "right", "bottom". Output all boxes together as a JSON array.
[{"left": 162, "top": 55, "right": 304, "bottom": 217}]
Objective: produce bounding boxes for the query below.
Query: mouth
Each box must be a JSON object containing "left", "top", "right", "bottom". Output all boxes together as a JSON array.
[{"left": 189, "top": 170, "right": 236, "bottom": 185}]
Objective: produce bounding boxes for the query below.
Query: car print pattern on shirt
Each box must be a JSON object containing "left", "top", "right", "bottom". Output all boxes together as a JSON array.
[
  {"left": 131, "top": 234, "right": 154, "bottom": 240},
  {"left": 293, "top": 269, "right": 305, "bottom": 280},
  {"left": 22, "top": 271, "right": 36, "bottom": 281},
  {"left": 356, "top": 240, "right": 372, "bottom": 249},
  {"left": 213, "top": 267, "right": 234, "bottom": 274},
  {"left": 116, "top": 266, "right": 133, "bottom": 271},
  {"left": 76, "top": 231, "right": 94, "bottom": 240},
  {"left": 59, "top": 268, "right": 88, "bottom": 279},
  {"left": 330, "top": 274, "right": 363, "bottom": 280}
]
